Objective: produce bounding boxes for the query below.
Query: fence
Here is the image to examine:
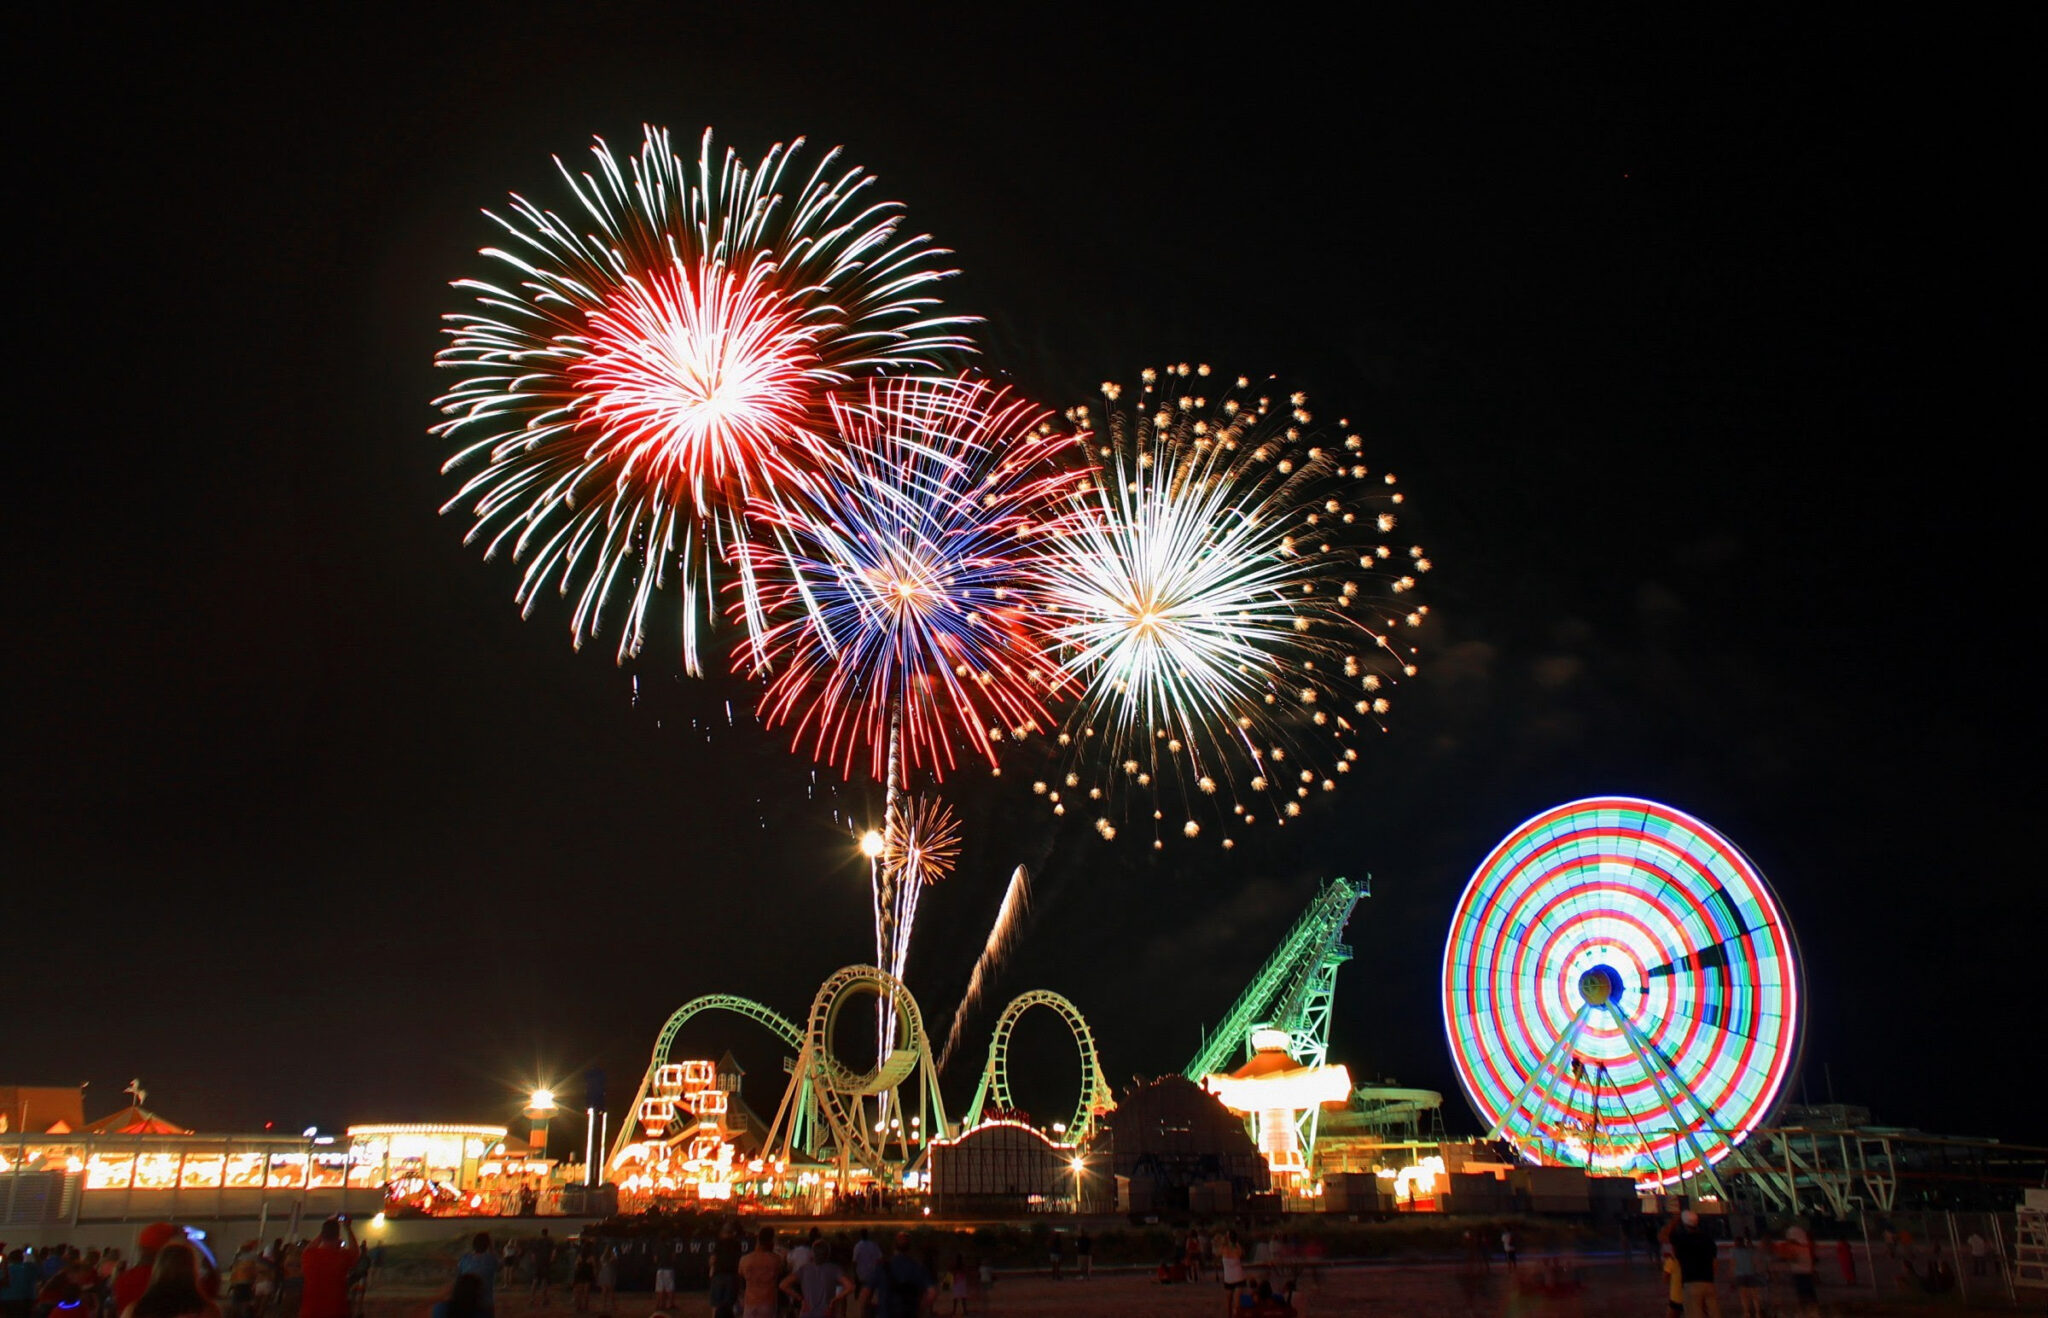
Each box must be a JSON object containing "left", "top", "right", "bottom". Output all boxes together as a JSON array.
[{"left": 1848, "top": 1209, "right": 2024, "bottom": 1305}]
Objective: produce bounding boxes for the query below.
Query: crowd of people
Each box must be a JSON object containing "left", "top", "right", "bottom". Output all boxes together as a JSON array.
[
  {"left": 16, "top": 1207, "right": 2007, "bottom": 1318},
  {"left": 1142, "top": 1227, "right": 1313, "bottom": 1317},
  {"left": 1, "top": 1218, "right": 376, "bottom": 1318},
  {"left": 430, "top": 1224, "right": 980, "bottom": 1318},
  {"left": 1652, "top": 1210, "right": 1828, "bottom": 1318}
]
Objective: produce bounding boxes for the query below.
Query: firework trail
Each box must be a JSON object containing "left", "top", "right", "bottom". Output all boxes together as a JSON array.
[
  {"left": 1033, "top": 364, "right": 1430, "bottom": 848},
  {"left": 938, "top": 863, "right": 1035, "bottom": 1071},
  {"left": 433, "top": 126, "right": 975, "bottom": 672}
]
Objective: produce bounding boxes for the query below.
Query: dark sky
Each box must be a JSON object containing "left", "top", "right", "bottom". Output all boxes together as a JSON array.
[{"left": 12, "top": 9, "right": 2034, "bottom": 1152}]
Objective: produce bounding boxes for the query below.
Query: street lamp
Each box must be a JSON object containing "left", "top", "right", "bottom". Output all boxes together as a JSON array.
[{"left": 525, "top": 1087, "right": 558, "bottom": 1156}]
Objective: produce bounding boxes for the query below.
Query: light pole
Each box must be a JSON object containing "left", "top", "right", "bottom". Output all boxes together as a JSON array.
[{"left": 524, "top": 1088, "right": 557, "bottom": 1157}]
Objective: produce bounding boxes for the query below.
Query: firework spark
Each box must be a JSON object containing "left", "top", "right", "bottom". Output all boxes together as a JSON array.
[
  {"left": 433, "top": 126, "right": 975, "bottom": 672},
  {"left": 883, "top": 794, "right": 964, "bottom": 890},
  {"left": 938, "top": 864, "right": 1035, "bottom": 1071},
  {"left": 742, "top": 376, "right": 1080, "bottom": 782},
  {"left": 1035, "top": 364, "right": 1428, "bottom": 847},
  {"left": 882, "top": 794, "right": 963, "bottom": 982}
]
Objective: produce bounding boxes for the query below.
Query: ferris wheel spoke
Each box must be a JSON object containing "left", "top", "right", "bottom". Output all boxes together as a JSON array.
[
  {"left": 1488, "top": 1002, "right": 1594, "bottom": 1142},
  {"left": 1612, "top": 1007, "right": 1738, "bottom": 1197},
  {"left": 1650, "top": 938, "right": 1774, "bottom": 1037}
]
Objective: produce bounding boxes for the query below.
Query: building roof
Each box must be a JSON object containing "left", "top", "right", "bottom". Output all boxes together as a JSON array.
[
  {"left": 0, "top": 1085, "right": 87, "bottom": 1134},
  {"left": 80, "top": 1105, "right": 194, "bottom": 1135}
]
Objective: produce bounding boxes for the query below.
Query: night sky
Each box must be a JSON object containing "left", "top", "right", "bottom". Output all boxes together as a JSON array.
[{"left": 12, "top": 9, "right": 2034, "bottom": 1154}]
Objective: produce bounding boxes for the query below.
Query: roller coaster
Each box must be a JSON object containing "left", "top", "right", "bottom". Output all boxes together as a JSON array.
[
  {"left": 610, "top": 967, "right": 1110, "bottom": 1196},
  {"left": 760, "top": 964, "right": 950, "bottom": 1183},
  {"left": 958, "top": 989, "right": 1114, "bottom": 1143},
  {"left": 609, "top": 993, "right": 805, "bottom": 1169}
]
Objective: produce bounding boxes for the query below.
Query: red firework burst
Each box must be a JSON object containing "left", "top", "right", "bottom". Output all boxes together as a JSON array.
[{"left": 571, "top": 257, "right": 824, "bottom": 500}]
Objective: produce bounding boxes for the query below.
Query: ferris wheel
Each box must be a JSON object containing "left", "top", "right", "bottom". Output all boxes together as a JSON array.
[{"left": 1441, "top": 797, "right": 1803, "bottom": 1189}]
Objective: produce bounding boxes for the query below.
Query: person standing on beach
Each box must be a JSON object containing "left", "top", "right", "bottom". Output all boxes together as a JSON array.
[
  {"left": 782, "top": 1245, "right": 850, "bottom": 1318},
  {"left": 735, "top": 1230, "right": 781, "bottom": 1318},
  {"left": 846, "top": 1231, "right": 880, "bottom": 1318},
  {"left": 298, "top": 1221, "right": 359, "bottom": 1318},
  {"left": 453, "top": 1236, "right": 500, "bottom": 1318},
  {"left": 527, "top": 1232, "right": 556, "bottom": 1309},
  {"left": 650, "top": 1238, "right": 673, "bottom": 1313},
  {"left": 1219, "top": 1232, "right": 1246, "bottom": 1314},
  {"left": 1663, "top": 1212, "right": 1721, "bottom": 1318},
  {"left": 707, "top": 1227, "right": 740, "bottom": 1318},
  {"left": 874, "top": 1235, "right": 931, "bottom": 1318},
  {"left": 1782, "top": 1225, "right": 1818, "bottom": 1317},
  {"left": 569, "top": 1253, "right": 593, "bottom": 1315}
]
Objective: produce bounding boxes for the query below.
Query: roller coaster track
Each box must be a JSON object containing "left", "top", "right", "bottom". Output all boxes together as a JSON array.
[
  {"left": 609, "top": 994, "right": 802, "bottom": 1168},
  {"left": 761, "top": 965, "right": 951, "bottom": 1186},
  {"left": 959, "top": 990, "right": 1114, "bottom": 1142}
]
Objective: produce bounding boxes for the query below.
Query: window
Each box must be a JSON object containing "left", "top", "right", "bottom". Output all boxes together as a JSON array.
[{"left": 86, "top": 1152, "right": 136, "bottom": 1190}]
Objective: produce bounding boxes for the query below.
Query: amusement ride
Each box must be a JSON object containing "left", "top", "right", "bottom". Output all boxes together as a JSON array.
[
  {"left": 606, "top": 965, "right": 1117, "bottom": 1203},
  {"left": 957, "top": 990, "right": 1113, "bottom": 1143},
  {"left": 1442, "top": 796, "right": 1805, "bottom": 1196},
  {"left": 1189, "top": 876, "right": 1369, "bottom": 1183}
]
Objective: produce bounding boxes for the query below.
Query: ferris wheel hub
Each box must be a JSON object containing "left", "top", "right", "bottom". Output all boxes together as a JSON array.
[{"left": 1577, "top": 964, "right": 1623, "bottom": 1006}]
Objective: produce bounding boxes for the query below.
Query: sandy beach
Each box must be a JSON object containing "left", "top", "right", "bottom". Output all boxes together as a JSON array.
[{"left": 360, "top": 1258, "right": 2005, "bottom": 1318}]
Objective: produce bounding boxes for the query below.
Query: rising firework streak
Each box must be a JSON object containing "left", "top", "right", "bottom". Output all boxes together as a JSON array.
[{"left": 939, "top": 864, "right": 1034, "bottom": 1070}]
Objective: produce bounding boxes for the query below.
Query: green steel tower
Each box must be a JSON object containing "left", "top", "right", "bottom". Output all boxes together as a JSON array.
[
  {"left": 1185, "top": 876, "right": 1367, "bottom": 1169},
  {"left": 1185, "top": 875, "right": 1368, "bottom": 1079}
]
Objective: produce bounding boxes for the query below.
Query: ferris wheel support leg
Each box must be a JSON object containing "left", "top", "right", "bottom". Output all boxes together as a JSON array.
[
  {"left": 1611, "top": 1011, "right": 1738, "bottom": 1203},
  {"left": 1489, "top": 1003, "right": 1594, "bottom": 1148},
  {"left": 1607, "top": 1067, "right": 1676, "bottom": 1185}
]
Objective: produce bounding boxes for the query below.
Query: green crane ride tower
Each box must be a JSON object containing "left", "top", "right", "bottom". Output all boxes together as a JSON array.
[{"left": 1185, "top": 875, "right": 1369, "bottom": 1170}]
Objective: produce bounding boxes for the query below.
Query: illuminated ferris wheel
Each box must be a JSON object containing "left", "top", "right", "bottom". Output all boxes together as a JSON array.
[{"left": 1441, "top": 797, "right": 1803, "bottom": 1189}]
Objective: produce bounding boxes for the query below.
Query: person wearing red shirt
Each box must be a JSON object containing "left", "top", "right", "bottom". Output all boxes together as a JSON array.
[
  {"left": 114, "top": 1225, "right": 184, "bottom": 1317},
  {"left": 297, "top": 1219, "right": 359, "bottom": 1318}
]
